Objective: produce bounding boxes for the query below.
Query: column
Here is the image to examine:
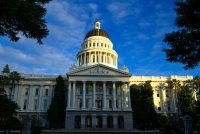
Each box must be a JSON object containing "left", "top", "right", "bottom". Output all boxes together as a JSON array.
[
  {"left": 89, "top": 52, "right": 91, "bottom": 63},
  {"left": 95, "top": 52, "right": 97, "bottom": 63},
  {"left": 92, "top": 81, "right": 96, "bottom": 109},
  {"left": 123, "top": 83, "right": 126, "bottom": 109},
  {"left": 113, "top": 114, "right": 118, "bottom": 129},
  {"left": 72, "top": 81, "right": 76, "bottom": 109},
  {"left": 81, "top": 115, "right": 85, "bottom": 129},
  {"left": 92, "top": 114, "right": 96, "bottom": 128},
  {"left": 84, "top": 52, "right": 86, "bottom": 65},
  {"left": 77, "top": 57, "right": 79, "bottom": 66},
  {"left": 103, "top": 82, "right": 107, "bottom": 110},
  {"left": 127, "top": 82, "right": 131, "bottom": 110},
  {"left": 67, "top": 82, "right": 71, "bottom": 109},
  {"left": 82, "top": 81, "right": 86, "bottom": 110},
  {"left": 80, "top": 55, "right": 82, "bottom": 65},
  {"left": 112, "top": 82, "right": 116, "bottom": 109},
  {"left": 102, "top": 114, "right": 107, "bottom": 128}
]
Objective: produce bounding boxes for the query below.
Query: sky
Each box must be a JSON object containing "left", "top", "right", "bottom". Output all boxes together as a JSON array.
[{"left": 0, "top": 0, "right": 199, "bottom": 76}]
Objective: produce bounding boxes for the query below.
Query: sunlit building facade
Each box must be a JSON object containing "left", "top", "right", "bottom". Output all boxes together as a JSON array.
[{"left": 4, "top": 20, "right": 192, "bottom": 129}]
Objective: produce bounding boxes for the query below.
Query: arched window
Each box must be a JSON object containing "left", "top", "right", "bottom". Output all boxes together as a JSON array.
[
  {"left": 118, "top": 116, "right": 124, "bottom": 128},
  {"left": 85, "top": 116, "right": 92, "bottom": 128},
  {"left": 74, "top": 116, "right": 81, "bottom": 128},
  {"left": 107, "top": 116, "right": 113, "bottom": 128}
]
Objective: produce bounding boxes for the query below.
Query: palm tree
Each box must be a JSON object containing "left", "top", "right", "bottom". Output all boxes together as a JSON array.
[
  {"left": 168, "top": 79, "right": 181, "bottom": 113},
  {"left": 9, "top": 71, "right": 21, "bottom": 100}
]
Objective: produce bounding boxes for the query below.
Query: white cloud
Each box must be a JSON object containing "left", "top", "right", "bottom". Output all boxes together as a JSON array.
[
  {"left": 107, "top": 2, "right": 140, "bottom": 22},
  {"left": 88, "top": 3, "right": 98, "bottom": 11}
]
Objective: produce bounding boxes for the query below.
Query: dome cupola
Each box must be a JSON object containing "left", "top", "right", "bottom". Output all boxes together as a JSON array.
[{"left": 77, "top": 20, "right": 118, "bottom": 69}]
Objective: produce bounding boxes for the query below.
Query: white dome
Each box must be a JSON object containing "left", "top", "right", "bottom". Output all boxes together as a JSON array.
[{"left": 76, "top": 20, "right": 118, "bottom": 69}]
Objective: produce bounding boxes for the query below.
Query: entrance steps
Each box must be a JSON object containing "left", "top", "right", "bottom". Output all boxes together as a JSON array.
[{"left": 43, "top": 129, "right": 160, "bottom": 134}]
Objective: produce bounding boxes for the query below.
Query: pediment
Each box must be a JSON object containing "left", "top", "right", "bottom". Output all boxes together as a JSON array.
[{"left": 68, "top": 64, "right": 131, "bottom": 77}]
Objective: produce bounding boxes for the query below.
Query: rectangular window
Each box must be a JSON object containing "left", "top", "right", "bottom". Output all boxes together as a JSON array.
[
  {"left": 44, "top": 99, "right": 47, "bottom": 110},
  {"left": 109, "top": 100, "right": 112, "bottom": 108},
  {"left": 45, "top": 89, "right": 48, "bottom": 96},
  {"left": 96, "top": 100, "right": 102, "bottom": 108},
  {"left": 86, "top": 88, "right": 89, "bottom": 94},
  {"left": 109, "top": 88, "right": 112, "bottom": 95},
  {"left": 79, "top": 99, "right": 82, "bottom": 108},
  {"left": 23, "top": 99, "right": 27, "bottom": 110},
  {"left": 167, "top": 101, "right": 171, "bottom": 111},
  {"left": 157, "top": 92, "right": 159, "bottom": 97},
  {"left": 35, "top": 88, "right": 39, "bottom": 96},
  {"left": 25, "top": 88, "right": 29, "bottom": 96},
  {"left": 86, "top": 99, "right": 90, "bottom": 108},
  {"left": 34, "top": 99, "right": 38, "bottom": 110}
]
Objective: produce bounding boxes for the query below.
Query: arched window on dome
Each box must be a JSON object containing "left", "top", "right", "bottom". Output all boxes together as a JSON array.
[
  {"left": 90, "top": 43, "right": 91, "bottom": 47},
  {"left": 93, "top": 43, "right": 95, "bottom": 47},
  {"left": 97, "top": 43, "right": 99, "bottom": 47},
  {"left": 105, "top": 44, "right": 107, "bottom": 48},
  {"left": 101, "top": 43, "right": 103, "bottom": 47}
]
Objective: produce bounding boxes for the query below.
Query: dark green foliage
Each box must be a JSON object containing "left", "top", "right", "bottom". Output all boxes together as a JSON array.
[
  {"left": 47, "top": 75, "right": 66, "bottom": 128},
  {"left": 0, "top": 64, "right": 22, "bottom": 130},
  {"left": 130, "top": 81, "right": 158, "bottom": 129},
  {"left": 0, "top": 0, "right": 51, "bottom": 44},
  {"left": 2, "top": 64, "right": 10, "bottom": 74},
  {"left": 178, "top": 85, "right": 196, "bottom": 116},
  {"left": 163, "top": 0, "right": 200, "bottom": 69},
  {"left": 0, "top": 83, "right": 21, "bottom": 130}
]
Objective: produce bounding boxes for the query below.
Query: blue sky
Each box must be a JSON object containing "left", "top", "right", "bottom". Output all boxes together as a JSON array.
[{"left": 0, "top": 0, "right": 199, "bottom": 76}]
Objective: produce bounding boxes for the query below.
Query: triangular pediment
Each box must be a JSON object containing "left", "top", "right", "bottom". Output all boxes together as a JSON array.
[{"left": 68, "top": 64, "right": 131, "bottom": 77}]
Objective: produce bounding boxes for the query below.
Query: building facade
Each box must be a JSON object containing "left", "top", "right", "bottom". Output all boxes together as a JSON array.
[{"left": 3, "top": 20, "right": 193, "bottom": 129}]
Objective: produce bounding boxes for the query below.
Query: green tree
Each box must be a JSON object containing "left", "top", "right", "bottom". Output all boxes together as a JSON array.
[
  {"left": 130, "top": 81, "right": 158, "bottom": 129},
  {"left": 9, "top": 71, "right": 21, "bottom": 99},
  {"left": 0, "top": 66, "right": 22, "bottom": 131},
  {"left": 178, "top": 85, "right": 196, "bottom": 115},
  {"left": 163, "top": 0, "right": 200, "bottom": 69},
  {"left": 0, "top": 0, "right": 51, "bottom": 44},
  {"left": 47, "top": 75, "right": 66, "bottom": 128},
  {"left": 2, "top": 64, "right": 10, "bottom": 74}
]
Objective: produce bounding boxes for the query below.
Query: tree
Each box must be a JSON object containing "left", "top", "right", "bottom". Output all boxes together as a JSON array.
[
  {"left": 47, "top": 75, "right": 66, "bottom": 128},
  {"left": 168, "top": 79, "right": 181, "bottom": 113},
  {"left": 0, "top": 65, "right": 22, "bottom": 131},
  {"left": 163, "top": 0, "right": 200, "bottom": 69},
  {"left": 2, "top": 64, "right": 10, "bottom": 74},
  {"left": 178, "top": 85, "right": 196, "bottom": 116},
  {"left": 0, "top": 0, "right": 51, "bottom": 44},
  {"left": 130, "top": 81, "right": 158, "bottom": 129},
  {"left": 9, "top": 71, "right": 21, "bottom": 99}
]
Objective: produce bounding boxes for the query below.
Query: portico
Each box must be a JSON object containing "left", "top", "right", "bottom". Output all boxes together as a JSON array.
[{"left": 67, "top": 80, "right": 131, "bottom": 111}]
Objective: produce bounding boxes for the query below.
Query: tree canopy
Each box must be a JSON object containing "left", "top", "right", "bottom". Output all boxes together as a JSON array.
[
  {"left": 163, "top": 0, "right": 200, "bottom": 69},
  {"left": 0, "top": 65, "right": 22, "bottom": 130},
  {"left": 178, "top": 85, "right": 196, "bottom": 116},
  {"left": 47, "top": 75, "right": 66, "bottom": 128},
  {"left": 130, "top": 81, "right": 158, "bottom": 129},
  {"left": 0, "top": 0, "right": 51, "bottom": 44}
]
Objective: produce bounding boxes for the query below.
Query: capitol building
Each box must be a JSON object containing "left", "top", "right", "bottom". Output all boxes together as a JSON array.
[{"left": 4, "top": 20, "right": 192, "bottom": 130}]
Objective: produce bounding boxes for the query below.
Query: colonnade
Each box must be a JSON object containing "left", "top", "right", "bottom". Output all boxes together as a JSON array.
[
  {"left": 67, "top": 81, "right": 131, "bottom": 110},
  {"left": 77, "top": 51, "right": 117, "bottom": 67}
]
